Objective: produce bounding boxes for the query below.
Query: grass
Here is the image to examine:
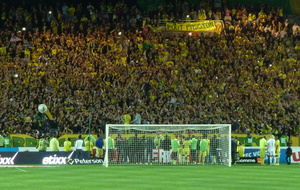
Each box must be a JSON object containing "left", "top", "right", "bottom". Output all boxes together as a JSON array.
[{"left": 1, "top": 164, "right": 299, "bottom": 190}]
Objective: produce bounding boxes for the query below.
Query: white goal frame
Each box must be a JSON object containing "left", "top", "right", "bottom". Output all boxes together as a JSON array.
[{"left": 104, "top": 124, "right": 231, "bottom": 167}]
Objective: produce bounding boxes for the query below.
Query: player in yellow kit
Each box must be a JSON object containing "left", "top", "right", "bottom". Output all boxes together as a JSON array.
[
  {"left": 236, "top": 137, "right": 245, "bottom": 158},
  {"left": 205, "top": 136, "right": 210, "bottom": 164},
  {"left": 198, "top": 136, "right": 208, "bottom": 165},
  {"left": 182, "top": 137, "right": 192, "bottom": 164},
  {"left": 259, "top": 136, "right": 267, "bottom": 165},
  {"left": 178, "top": 136, "right": 184, "bottom": 164},
  {"left": 275, "top": 136, "right": 280, "bottom": 165}
]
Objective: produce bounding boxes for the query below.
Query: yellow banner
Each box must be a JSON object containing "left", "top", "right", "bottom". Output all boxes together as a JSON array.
[
  {"left": 148, "top": 25, "right": 164, "bottom": 33},
  {"left": 166, "top": 21, "right": 216, "bottom": 32}
]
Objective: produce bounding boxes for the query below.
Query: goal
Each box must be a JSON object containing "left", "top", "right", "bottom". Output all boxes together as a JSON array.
[{"left": 103, "top": 124, "right": 231, "bottom": 167}]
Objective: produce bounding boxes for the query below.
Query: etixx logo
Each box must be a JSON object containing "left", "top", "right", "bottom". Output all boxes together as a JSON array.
[
  {"left": 42, "top": 154, "right": 68, "bottom": 165},
  {"left": 0, "top": 153, "right": 18, "bottom": 165}
]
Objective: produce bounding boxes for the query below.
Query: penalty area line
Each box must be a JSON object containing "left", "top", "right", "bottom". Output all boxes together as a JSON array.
[{"left": 16, "top": 167, "right": 27, "bottom": 172}]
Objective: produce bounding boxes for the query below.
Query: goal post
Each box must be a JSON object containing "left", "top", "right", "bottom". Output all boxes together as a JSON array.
[{"left": 103, "top": 124, "right": 231, "bottom": 167}]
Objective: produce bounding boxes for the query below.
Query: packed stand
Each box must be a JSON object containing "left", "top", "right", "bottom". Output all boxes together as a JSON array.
[{"left": 0, "top": 0, "right": 299, "bottom": 138}]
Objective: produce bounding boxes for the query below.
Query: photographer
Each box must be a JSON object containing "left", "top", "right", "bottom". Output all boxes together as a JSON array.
[{"left": 245, "top": 131, "right": 253, "bottom": 147}]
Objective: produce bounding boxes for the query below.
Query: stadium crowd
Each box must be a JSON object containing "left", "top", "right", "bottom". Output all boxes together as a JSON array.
[{"left": 0, "top": 0, "right": 299, "bottom": 138}]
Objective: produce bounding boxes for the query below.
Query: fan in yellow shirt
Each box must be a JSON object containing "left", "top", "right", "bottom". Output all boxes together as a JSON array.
[
  {"left": 64, "top": 138, "right": 73, "bottom": 151},
  {"left": 85, "top": 136, "right": 95, "bottom": 156},
  {"left": 122, "top": 113, "right": 131, "bottom": 125},
  {"left": 122, "top": 113, "right": 132, "bottom": 133}
]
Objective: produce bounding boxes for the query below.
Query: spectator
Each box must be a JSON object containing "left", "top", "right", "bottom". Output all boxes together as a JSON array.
[
  {"left": 63, "top": 137, "right": 73, "bottom": 152},
  {"left": 37, "top": 134, "right": 49, "bottom": 152},
  {"left": 0, "top": 133, "right": 4, "bottom": 147},
  {"left": 84, "top": 136, "right": 94, "bottom": 156},
  {"left": 49, "top": 133, "right": 59, "bottom": 151},
  {"left": 286, "top": 144, "right": 292, "bottom": 165},
  {"left": 95, "top": 134, "right": 104, "bottom": 158},
  {"left": 74, "top": 134, "right": 84, "bottom": 159}
]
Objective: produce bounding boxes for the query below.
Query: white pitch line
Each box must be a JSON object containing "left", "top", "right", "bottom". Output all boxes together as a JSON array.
[{"left": 16, "top": 167, "right": 27, "bottom": 172}]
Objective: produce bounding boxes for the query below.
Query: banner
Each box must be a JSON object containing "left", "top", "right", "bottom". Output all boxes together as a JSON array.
[
  {"left": 10, "top": 134, "right": 38, "bottom": 147},
  {"left": 148, "top": 25, "right": 165, "bottom": 33},
  {"left": 0, "top": 151, "right": 90, "bottom": 165},
  {"left": 166, "top": 21, "right": 216, "bottom": 32},
  {"left": 236, "top": 157, "right": 258, "bottom": 164},
  {"left": 243, "top": 147, "right": 300, "bottom": 163},
  {"left": 67, "top": 158, "right": 104, "bottom": 165},
  {"left": 291, "top": 147, "right": 300, "bottom": 163}
]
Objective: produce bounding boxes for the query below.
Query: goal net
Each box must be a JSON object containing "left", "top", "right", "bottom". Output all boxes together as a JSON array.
[{"left": 103, "top": 124, "right": 231, "bottom": 167}]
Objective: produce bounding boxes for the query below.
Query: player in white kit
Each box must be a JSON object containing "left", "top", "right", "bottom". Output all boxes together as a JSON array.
[{"left": 267, "top": 135, "right": 276, "bottom": 165}]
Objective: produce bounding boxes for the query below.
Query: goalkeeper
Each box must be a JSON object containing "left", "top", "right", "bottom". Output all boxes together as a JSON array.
[
  {"left": 104, "top": 135, "right": 115, "bottom": 163},
  {"left": 190, "top": 135, "right": 198, "bottom": 164}
]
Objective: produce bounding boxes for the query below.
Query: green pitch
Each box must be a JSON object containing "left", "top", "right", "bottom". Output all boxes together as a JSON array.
[{"left": 1, "top": 164, "right": 299, "bottom": 190}]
